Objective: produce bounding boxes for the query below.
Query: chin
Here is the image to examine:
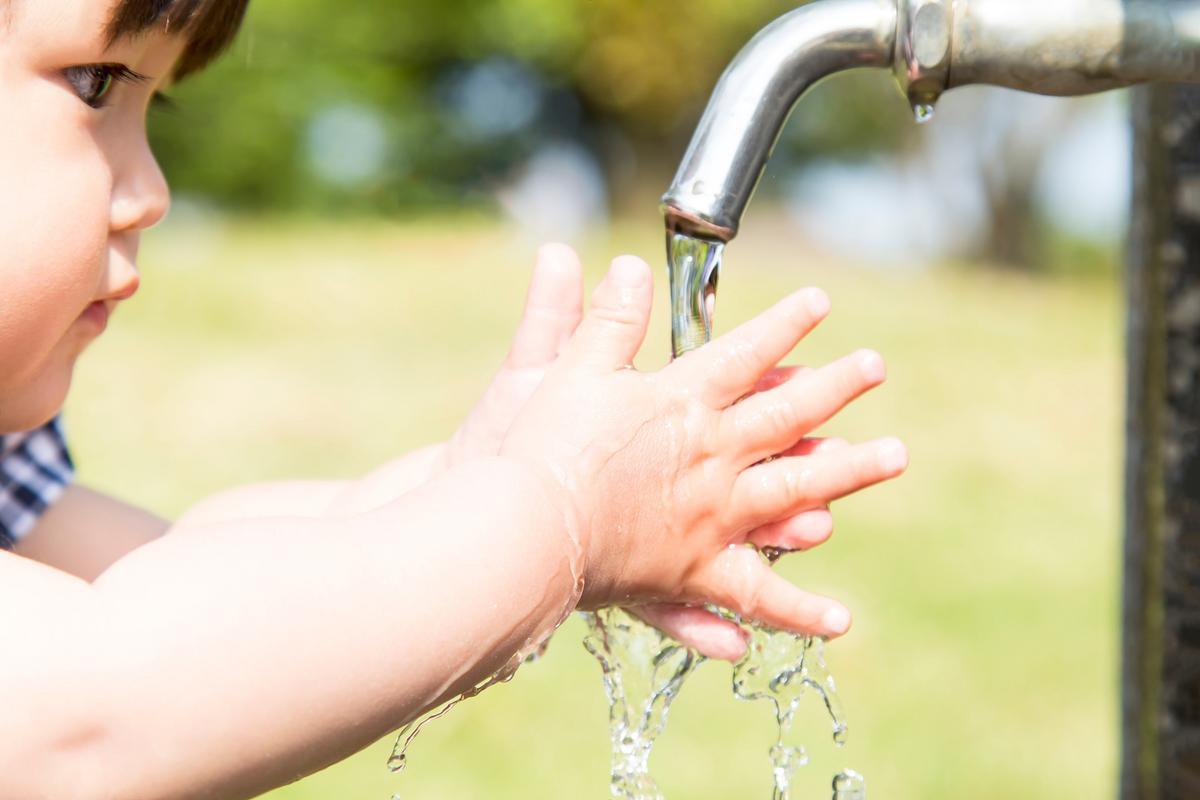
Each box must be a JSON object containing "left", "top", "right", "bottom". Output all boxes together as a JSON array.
[{"left": 0, "top": 364, "right": 75, "bottom": 435}]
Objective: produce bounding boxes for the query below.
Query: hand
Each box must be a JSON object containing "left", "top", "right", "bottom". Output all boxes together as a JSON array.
[
  {"left": 500, "top": 255, "right": 906, "bottom": 638},
  {"left": 441, "top": 244, "right": 583, "bottom": 472},
  {"left": 440, "top": 244, "right": 752, "bottom": 658}
]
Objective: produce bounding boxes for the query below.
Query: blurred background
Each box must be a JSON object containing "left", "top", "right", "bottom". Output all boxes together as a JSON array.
[{"left": 66, "top": 0, "right": 1125, "bottom": 796}]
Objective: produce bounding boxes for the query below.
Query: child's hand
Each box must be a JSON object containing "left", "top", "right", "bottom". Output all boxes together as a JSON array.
[
  {"left": 441, "top": 244, "right": 584, "bottom": 472},
  {"left": 499, "top": 255, "right": 906, "bottom": 637}
]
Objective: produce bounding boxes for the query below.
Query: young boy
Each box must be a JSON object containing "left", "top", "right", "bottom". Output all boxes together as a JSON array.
[{"left": 0, "top": 0, "right": 908, "bottom": 797}]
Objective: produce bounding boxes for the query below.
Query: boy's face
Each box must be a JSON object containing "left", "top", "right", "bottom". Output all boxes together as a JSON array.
[{"left": 0, "top": 0, "right": 183, "bottom": 432}]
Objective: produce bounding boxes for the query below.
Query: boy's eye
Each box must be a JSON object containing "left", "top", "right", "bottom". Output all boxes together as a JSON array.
[{"left": 63, "top": 64, "right": 149, "bottom": 109}]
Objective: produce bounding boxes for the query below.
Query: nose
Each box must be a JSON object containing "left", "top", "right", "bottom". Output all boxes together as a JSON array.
[{"left": 110, "top": 133, "right": 172, "bottom": 234}]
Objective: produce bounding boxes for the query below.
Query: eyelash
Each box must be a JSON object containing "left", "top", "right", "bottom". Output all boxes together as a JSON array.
[{"left": 63, "top": 63, "right": 150, "bottom": 109}]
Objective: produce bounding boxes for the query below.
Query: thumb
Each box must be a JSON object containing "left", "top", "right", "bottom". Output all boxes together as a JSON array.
[
  {"left": 564, "top": 255, "right": 653, "bottom": 371},
  {"left": 505, "top": 243, "right": 584, "bottom": 370}
]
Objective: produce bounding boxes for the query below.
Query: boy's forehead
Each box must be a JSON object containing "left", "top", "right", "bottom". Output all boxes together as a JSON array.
[
  {"left": 2, "top": 0, "right": 125, "bottom": 33},
  {"left": 4, "top": 0, "right": 247, "bottom": 81}
]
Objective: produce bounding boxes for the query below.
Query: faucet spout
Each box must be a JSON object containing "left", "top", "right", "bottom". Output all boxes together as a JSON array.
[
  {"left": 665, "top": 0, "right": 1200, "bottom": 244},
  {"left": 661, "top": 0, "right": 898, "bottom": 241}
]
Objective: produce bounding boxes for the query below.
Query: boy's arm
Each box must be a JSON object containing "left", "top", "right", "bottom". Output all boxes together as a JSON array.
[
  {"left": 16, "top": 445, "right": 447, "bottom": 581},
  {"left": 14, "top": 485, "right": 169, "bottom": 581},
  {"left": 0, "top": 457, "right": 579, "bottom": 800}
]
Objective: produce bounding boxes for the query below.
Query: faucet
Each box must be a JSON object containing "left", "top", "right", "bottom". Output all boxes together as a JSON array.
[{"left": 662, "top": 0, "right": 1200, "bottom": 242}]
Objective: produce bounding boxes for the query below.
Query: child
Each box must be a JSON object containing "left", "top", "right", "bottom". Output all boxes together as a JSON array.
[{"left": 0, "top": 0, "right": 908, "bottom": 797}]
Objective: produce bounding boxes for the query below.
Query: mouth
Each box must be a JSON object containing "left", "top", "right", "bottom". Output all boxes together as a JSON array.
[{"left": 78, "top": 301, "right": 111, "bottom": 333}]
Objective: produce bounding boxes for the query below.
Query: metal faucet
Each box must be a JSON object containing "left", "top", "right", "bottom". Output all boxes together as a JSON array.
[{"left": 662, "top": 0, "right": 1200, "bottom": 242}]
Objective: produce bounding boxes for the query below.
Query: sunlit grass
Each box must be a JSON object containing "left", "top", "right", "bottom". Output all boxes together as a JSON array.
[{"left": 66, "top": 213, "right": 1121, "bottom": 799}]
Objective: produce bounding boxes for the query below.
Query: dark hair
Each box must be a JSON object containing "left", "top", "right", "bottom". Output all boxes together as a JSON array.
[{"left": 107, "top": 0, "right": 250, "bottom": 80}]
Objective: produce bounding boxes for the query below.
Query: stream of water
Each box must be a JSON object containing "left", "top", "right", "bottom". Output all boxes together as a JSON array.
[{"left": 585, "top": 228, "right": 864, "bottom": 799}]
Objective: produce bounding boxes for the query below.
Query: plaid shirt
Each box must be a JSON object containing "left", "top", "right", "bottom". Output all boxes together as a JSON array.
[{"left": 0, "top": 417, "right": 74, "bottom": 551}]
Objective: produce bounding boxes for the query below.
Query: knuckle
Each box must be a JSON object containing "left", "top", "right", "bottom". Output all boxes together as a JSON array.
[
  {"left": 731, "top": 574, "right": 765, "bottom": 618},
  {"left": 763, "top": 398, "right": 800, "bottom": 437},
  {"left": 779, "top": 463, "right": 813, "bottom": 507},
  {"left": 724, "top": 337, "right": 763, "bottom": 377},
  {"left": 590, "top": 304, "right": 641, "bottom": 328}
]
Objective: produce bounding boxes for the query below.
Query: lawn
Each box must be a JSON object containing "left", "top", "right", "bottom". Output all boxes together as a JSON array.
[{"left": 66, "top": 213, "right": 1122, "bottom": 799}]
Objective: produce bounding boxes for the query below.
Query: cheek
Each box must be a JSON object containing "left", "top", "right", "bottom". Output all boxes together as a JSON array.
[{"left": 0, "top": 80, "right": 113, "bottom": 382}]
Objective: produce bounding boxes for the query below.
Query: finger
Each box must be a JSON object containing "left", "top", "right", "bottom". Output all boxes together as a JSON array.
[
  {"left": 562, "top": 255, "right": 654, "bottom": 371},
  {"left": 725, "top": 350, "right": 886, "bottom": 465},
  {"left": 763, "top": 436, "right": 848, "bottom": 462},
  {"left": 698, "top": 546, "right": 852, "bottom": 637},
  {"left": 675, "top": 287, "right": 830, "bottom": 408},
  {"left": 752, "top": 365, "right": 809, "bottom": 395},
  {"left": 747, "top": 508, "right": 834, "bottom": 552},
  {"left": 630, "top": 604, "right": 749, "bottom": 662},
  {"left": 733, "top": 437, "right": 908, "bottom": 528},
  {"left": 505, "top": 244, "right": 585, "bottom": 370}
]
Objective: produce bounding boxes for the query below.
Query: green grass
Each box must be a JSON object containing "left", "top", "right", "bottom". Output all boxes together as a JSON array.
[{"left": 66, "top": 214, "right": 1122, "bottom": 799}]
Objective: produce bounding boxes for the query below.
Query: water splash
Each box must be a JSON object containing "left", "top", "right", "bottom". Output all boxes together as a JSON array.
[
  {"left": 583, "top": 609, "right": 702, "bottom": 798},
  {"left": 731, "top": 624, "right": 855, "bottom": 799},
  {"left": 388, "top": 629, "right": 558, "bottom": 779},
  {"left": 579, "top": 229, "right": 720, "bottom": 798},
  {"left": 387, "top": 653, "right": 522, "bottom": 776}
]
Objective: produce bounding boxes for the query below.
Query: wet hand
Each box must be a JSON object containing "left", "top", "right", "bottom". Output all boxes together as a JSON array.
[
  {"left": 441, "top": 244, "right": 774, "bottom": 658},
  {"left": 442, "top": 243, "right": 584, "bottom": 470},
  {"left": 500, "top": 254, "right": 907, "bottom": 640}
]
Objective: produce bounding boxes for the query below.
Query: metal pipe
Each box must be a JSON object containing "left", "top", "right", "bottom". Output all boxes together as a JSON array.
[
  {"left": 661, "top": 0, "right": 898, "bottom": 241},
  {"left": 664, "top": 0, "right": 1200, "bottom": 243}
]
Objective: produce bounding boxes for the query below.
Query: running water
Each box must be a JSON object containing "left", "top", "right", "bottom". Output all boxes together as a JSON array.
[
  {"left": 583, "top": 609, "right": 702, "bottom": 799},
  {"left": 581, "top": 229, "right": 722, "bottom": 799},
  {"left": 585, "top": 227, "right": 864, "bottom": 799},
  {"left": 731, "top": 619, "right": 854, "bottom": 799},
  {"left": 386, "top": 636, "right": 554, "bottom": 787}
]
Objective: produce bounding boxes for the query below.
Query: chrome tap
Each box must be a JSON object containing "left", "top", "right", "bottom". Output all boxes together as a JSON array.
[{"left": 663, "top": 0, "right": 1200, "bottom": 242}]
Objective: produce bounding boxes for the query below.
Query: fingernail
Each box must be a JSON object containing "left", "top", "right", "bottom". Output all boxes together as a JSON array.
[
  {"left": 822, "top": 605, "right": 852, "bottom": 635},
  {"left": 802, "top": 288, "right": 831, "bottom": 317},
  {"left": 858, "top": 350, "right": 886, "bottom": 383},
  {"left": 877, "top": 438, "right": 909, "bottom": 473},
  {"left": 610, "top": 256, "right": 649, "bottom": 289}
]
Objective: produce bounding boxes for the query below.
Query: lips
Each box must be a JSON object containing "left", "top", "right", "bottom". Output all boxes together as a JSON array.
[{"left": 78, "top": 301, "right": 110, "bottom": 332}]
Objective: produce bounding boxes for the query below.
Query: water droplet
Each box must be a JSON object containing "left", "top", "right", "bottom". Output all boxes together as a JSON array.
[
  {"left": 387, "top": 753, "right": 406, "bottom": 774},
  {"left": 833, "top": 768, "right": 867, "bottom": 799},
  {"left": 912, "top": 103, "right": 936, "bottom": 124}
]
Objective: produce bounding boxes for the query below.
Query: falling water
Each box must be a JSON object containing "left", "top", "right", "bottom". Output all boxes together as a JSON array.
[
  {"left": 731, "top": 620, "right": 856, "bottom": 799},
  {"left": 387, "top": 604, "right": 563, "bottom": 789},
  {"left": 583, "top": 609, "right": 703, "bottom": 799},
  {"left": 581, "top": 229, "right": 722, "bottom": 799},
  {"left": 585, "top": 226, "right": 863, "bottom": 799}
]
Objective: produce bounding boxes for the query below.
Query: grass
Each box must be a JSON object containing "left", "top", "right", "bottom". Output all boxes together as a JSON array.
[{"left": 66, "top": 213, "right": 1122, "bottom": 799}]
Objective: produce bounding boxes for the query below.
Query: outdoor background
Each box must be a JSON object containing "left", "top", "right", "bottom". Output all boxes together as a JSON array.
[{"left": 67, "top": 0, "right": 1125, "bottom": 797}]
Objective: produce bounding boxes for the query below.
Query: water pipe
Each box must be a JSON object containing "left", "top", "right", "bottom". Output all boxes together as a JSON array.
[{"left": 662, "top": 0, "right": 1200, "bottom": 242}]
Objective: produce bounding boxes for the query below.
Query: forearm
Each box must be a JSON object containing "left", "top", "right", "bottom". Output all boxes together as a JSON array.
[
  {"left": 176, "top": 443, "right": 447, "bottom": 527},
  {"left": 15, "top": 486, "right": 169, "bottom": 581},
  {"left": 1, "top": 457, "right": 577, "bottom": 800}
]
